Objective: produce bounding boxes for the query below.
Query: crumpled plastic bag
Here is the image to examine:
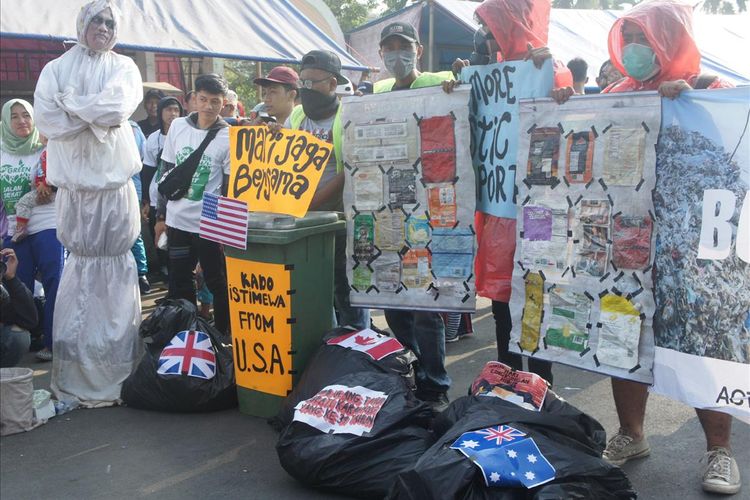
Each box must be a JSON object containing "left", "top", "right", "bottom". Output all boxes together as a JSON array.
[
  {"left": 388, "top": 394, "right": 636, "bottom": 499},
  {"left": 277, "top": 371, "right": 434, "bottom": 499},
  {"left": 271, "top": 326, "right": 417, "bottom": 431},
  {"left": 121, "top": 300, "right": 237, "bottom": 412}
]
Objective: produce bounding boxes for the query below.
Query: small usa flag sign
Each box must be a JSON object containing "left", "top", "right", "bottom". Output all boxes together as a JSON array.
[{"left": 199, "top": 192, "right": 249, "bottom": 249}]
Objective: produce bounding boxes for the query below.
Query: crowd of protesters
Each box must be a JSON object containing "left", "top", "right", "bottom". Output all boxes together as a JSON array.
[{"left": 0, "top": 0, "right": 742, "bottom": 495}]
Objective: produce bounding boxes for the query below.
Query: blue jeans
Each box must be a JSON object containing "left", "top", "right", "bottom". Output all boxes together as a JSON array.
[
  {"left": 131, "top": 235, "right": 148, "bottom": 276},
  {"left": 0, "top": 325, "right": 31, "bottom": 368},
  {"left": 5, "top": 230, "right": 64, "bottom": 351},
  {"left": 384, "top": 309, "right": 450, "bottom": 396},
  {"left": 334, "top": 231, "right": 369, "bottom": 330}
]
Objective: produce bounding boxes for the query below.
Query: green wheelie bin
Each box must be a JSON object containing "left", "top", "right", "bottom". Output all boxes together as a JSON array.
[{"left": 224, "top": 211, "right": 344, "bottom": 418}]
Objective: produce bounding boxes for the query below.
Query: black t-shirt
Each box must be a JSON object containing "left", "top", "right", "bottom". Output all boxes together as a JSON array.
[{"left": 137, "top": 118, "right": 160, "bottom": 137}]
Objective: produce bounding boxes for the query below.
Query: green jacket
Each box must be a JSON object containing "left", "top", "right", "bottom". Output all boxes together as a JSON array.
[{"left": 373, "top": 71, "right": 455, "bottom": 93}]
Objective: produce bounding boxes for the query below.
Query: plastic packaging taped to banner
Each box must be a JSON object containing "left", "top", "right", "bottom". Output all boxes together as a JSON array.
[
  {"left": 520, "top": 273, "right": 544, "bottom": 352},
  {"left": 545, "top": 287, "right": 591, "bottom": 353},
  {"left": 375, "top": 211, "right": 405, "bottom": 251},
  {"left": 402, "top": 249, "right": 431, "bottom": 288},
  {"left": 431, "top": 227, "right": 474, "bottom": 279},
  {"left": 387, "top": 167, "right": 417, "bottom": 208},
  {"left": 353, "top": 214, "right": 375, "bottom": 263},
  {"left": 419, "top": 115, "right": 457, "bottom": 183},
  {"left": 406, "top": 215, "right": 431, "bottom": 247},
  {"left": 566, "top": 130, "right": 595, "bottom": 183},
  {"left": 354, "top": 168, "right": 384, "bottom": 210},
  {"left": 612, "top": 215, "right": 653, "bottom": 269},
  {"left": 603, "top": 127, "right": 645, "bottom": 186},
  {"left": 427, "top": 184, "right": 457, "bottom": 227},
  {"left": 526, "top": 127, "right": 560, "bottom": 186},
  {"left": 596, "top": 294, "right": 642, "bottom": 369}
]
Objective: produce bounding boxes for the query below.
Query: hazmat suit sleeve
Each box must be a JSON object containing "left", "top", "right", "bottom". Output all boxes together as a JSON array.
[
  {"left": 34, "top": 62, "right": 93, "bottom": 141},
  {"left": 56, "top": 58, "right": 143, "bottom": 129}
]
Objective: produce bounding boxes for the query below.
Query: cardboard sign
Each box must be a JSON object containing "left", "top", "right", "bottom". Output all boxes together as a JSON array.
[
  {"left": 228, "top": 126, "right": 331, "bottom": 217},
  {"left": 293, "top": 384, "right": 388, "bottom": 436},
  {"left": 226, "top": 257, "right": 292, "bottom": 396}
]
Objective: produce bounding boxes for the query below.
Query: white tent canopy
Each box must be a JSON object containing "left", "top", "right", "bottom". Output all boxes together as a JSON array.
[
  {"left": 435, "top": 0, "right": 750, "bottom": 84},
  {"left": 349, "top": 0, "right": 749, "bottom": 84},
  {"left": 0, "top": 0, "right": 367, "bottom": 70}
]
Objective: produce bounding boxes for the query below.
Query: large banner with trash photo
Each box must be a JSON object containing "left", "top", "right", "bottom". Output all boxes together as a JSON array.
[
  {"left": 341, "top": 86, "right": 477, "bottom": 312},
  {"left": 509, "top": 88, "right": 750, "bottom": 417},
  {"left": 649, "top": 87, "right": 749, "bottom": 420},
  {"left": 509, "top": 92, "right": 661, "bottom": 384}
]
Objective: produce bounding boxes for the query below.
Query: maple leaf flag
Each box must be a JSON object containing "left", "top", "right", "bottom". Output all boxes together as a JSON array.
[{"left": 327, "top": 328, "right": 404, "bottom": 360}]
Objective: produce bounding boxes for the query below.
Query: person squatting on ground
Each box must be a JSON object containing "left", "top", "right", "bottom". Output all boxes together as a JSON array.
[
  {"left": 154, "top": 73, "right": 231, "bottom": 335},
  {"left": 553, "top": 0, "right": 741, "bottom": 494},
  {"left": 0, "top": 247, "right": 38, "bottom": 368},
  {"left": 281, "top": 49, "right": 370, "bottom": 332},
  {"left": 34, "top": 0, "right": 144, "bottom": 406},
  {"left": 0, "top": 98, "right": 63, "bottom": 363}
]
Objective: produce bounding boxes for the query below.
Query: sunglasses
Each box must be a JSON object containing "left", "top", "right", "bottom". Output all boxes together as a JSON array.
[
  {"left": 297, "top": 76, "right": 334, "bottom": 89},
  {"left": 90, "top": 15, "right": 116, "bottom": 30}
]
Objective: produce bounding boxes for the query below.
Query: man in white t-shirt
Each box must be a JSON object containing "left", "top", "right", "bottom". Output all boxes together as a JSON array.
[
  {"left": 142, "top": 96, "right": 183, "bottom": 276},
  {"left": 154, "top": 74, "right": 231, "bottom": 334}
]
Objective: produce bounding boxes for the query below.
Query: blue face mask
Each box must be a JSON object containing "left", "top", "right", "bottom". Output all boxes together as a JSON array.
[
  {"left": 622, "top": 43, "right": 660, "bottom": 81},
  {"left": 383, "top": 50, "right": 417, "bottom": 79}
]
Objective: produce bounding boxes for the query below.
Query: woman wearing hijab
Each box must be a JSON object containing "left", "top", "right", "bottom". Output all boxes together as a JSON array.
[
  {"left": 34, "top": 0, "right": 144, "bottom": 406},
  {"left": 554, "top": 1, "right": 739, "bottom": 495},
  {"left": 0, "top": 99, "right": 63, "bottom": 362}
]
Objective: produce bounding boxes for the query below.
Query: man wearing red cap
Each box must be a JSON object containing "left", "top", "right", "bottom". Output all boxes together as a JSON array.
[{"left": 253, "top": 66, "right": 299, "bottom": 126}]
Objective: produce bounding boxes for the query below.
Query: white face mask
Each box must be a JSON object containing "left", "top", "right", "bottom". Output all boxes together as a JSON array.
[{"left": 383, "top": 50, "right": 417, "bottom": 79}]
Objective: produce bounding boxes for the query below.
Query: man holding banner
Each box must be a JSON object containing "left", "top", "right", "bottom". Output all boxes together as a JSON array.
[
  {"left": 373, "top": 22, "right": 456, "bottom": 412},
  {"left": 285, "top": 50, "right": 369, "bottom": 332},
  {"left": 459, "top": 0, "right": 572, "bottom": 386},
  {"left": 154, "top": 74, "right": 231, "bottom": 335},
  {"left": 551, "top": 1, "right": 741, "bottom": 494}
]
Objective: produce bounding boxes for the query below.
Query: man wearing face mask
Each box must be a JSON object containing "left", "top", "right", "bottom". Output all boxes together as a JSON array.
[
  {"left": 373, "top": 22, "right": 453, "bottom": 93},
  {"left": 285, "top": 50, "right": 369, "bottom": 332},
  {"left": 372, "top": 22, "right": 456, "bottom": 413}
]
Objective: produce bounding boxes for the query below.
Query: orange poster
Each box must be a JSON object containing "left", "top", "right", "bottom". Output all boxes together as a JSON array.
[
  {"left": 228, "top": 126, "right": 332, "bottom": 217},
  {"left": 226, "top": 257, "right": 293, "bottom": 396}
]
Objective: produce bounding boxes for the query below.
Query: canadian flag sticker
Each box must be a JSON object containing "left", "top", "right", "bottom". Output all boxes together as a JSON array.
[{"left": 326, "top": 328, "right": 404, "bottom": 361}]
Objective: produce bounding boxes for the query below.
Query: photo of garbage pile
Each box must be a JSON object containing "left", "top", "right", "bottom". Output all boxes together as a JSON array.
[{"left": 653, "top": 125, "right": 749, "bottom": 363}]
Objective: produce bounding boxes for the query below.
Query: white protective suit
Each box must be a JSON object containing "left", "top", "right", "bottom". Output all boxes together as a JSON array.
[{"left": 34, "top": 0, "right": 143, "bottom": 406}]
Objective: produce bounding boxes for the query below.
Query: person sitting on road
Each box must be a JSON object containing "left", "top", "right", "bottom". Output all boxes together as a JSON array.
[{"left": 0, "top": 247, "right": 38, "bottom": 368}]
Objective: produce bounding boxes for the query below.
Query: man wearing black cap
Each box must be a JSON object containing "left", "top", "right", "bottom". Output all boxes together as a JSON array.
[
  {"left": 138, "top": 88, "right": 165, "bottom": 137},
  {"left": 253, "top": 66, "right": 299, "bottom": 126},
  {"left": 374, "top": 21, "right": 454, "bottom": 93},
  {"left": 373, "top": 21, "right": 456, "bottom": 412},
  {"left": 285, "top": 50, "right": 369, "bottom": 332}
]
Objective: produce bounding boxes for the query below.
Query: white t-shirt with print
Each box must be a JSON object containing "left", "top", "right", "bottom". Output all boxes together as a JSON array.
[
  {"left": 0, "top": 148, "right": 56, "bottom": 236},
  {"left": 161, "top": 117, "right": 230, "bottom": 234},
  {"left": 144, "top": 130, "right": 166, "bottom": 208}
]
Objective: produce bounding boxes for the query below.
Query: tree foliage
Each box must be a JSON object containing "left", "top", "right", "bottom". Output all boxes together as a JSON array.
[
  {"left": 224, "top": 60, "right": 259, "bottom": 111},
  {"left": 322, "top": 0, "right": 379, "bottom": 32}
]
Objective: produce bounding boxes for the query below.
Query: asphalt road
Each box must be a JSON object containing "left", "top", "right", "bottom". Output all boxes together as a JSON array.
[{"left": 1, "top": 296, "right": 747, "bottom": 499}]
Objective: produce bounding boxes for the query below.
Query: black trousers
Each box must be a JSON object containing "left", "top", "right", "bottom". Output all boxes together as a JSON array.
[
  {"left": 492, "top": 300, "right": 554, "bottom": 385},
  {"left": 167, "top": 227, "right": 229, "bottom": 334}
]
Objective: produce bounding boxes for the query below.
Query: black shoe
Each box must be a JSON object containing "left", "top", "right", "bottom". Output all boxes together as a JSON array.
[
  {"left": 417, "top": 390, "right": 450, "bottom": 413},
  {"left": 139, "top": 275, "right": 151, "bottom": 295}
]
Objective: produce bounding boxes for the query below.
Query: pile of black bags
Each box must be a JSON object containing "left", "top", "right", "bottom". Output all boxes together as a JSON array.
[{"left": 121, "top": 299, "right": 237, "bottom": 412}]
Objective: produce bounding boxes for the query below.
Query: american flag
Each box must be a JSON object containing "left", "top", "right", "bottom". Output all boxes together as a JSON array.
[
  {"left": 199, "top": 192, "right": 249, "bottom": 249},
  {"left": 157, "top": 330, "right": 217, "bottom": 380}
]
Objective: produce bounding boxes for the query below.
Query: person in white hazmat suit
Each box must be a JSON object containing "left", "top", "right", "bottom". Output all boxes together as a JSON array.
[{"left": 33, "top": 0, "right": 143, "bottom": 406}]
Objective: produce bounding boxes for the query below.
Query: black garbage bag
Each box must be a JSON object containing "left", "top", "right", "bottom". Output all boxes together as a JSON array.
[
  {"left": 388, "top": 394, "right": 636, "bottom": 500},
  {"left": 271, "top": 326, "right": 417, "bottom": 430},
  {"left": 121, "top": 300, "right": 237, "bottom": 412},
  {"left": 276, "top": 371, "right": 434, "bottom": 499}
]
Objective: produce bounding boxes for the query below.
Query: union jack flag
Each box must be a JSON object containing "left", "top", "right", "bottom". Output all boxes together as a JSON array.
[
  {"left": 450, "top": 425, "right": 527, "bottom": 452},
  {"left": 157, "top": 330, "right": 217, "bottom": 380},
  {"left": 477, "top": 425, "right": 527, "bottom": 446}
]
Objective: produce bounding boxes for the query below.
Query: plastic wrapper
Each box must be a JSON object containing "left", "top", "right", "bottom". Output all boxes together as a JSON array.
[
  {"left": 271, "top": 326, "right": 417, "bottom": 430},
  {"left": 121, "top": 299, "right": 237, "bottom": 412},
  {"left": 276, "top": 371, "right": 434, "bottom": 499},
  {"left": 388, "top": 394, "right": 636, "bottom": 500}
]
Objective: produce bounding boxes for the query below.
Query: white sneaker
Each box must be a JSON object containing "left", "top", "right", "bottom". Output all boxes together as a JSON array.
[
  {"left": 602, "top": 429, "right": 650, "bottom": 466},
  {"left": 702, "top": 447, "right": 741, "bottom": 495}
]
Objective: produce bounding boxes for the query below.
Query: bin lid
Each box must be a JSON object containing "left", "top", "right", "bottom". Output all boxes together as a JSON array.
[{"left": 246, "top": 211, "right": 340, "bottom": 230}]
